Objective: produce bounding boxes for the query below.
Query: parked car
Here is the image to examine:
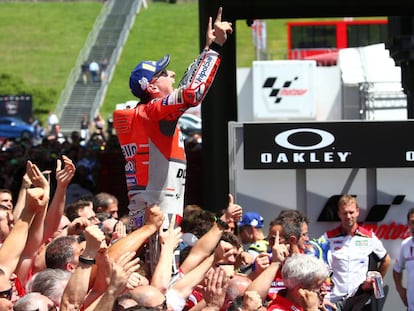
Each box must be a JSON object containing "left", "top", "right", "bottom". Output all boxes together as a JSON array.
[
  {"left": 178, "top": 113, "right": 202, "bottom": 139},
  {"left": 0, "top": 116, "right": 35, "bottom": 139}
]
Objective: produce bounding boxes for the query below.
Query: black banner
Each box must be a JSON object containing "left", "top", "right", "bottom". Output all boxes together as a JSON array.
[
  {"left": 243, "top": 121, "right": 414, "bottom": 169},
  {"left": 0, "top": 95, "right": 32, "bottom": 122}
]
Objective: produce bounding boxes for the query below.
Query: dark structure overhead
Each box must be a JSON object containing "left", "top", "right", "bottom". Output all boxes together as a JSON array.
[
  {"left": 212, "top": 0, "right": 412, "bottom": 20},
  {"left": 198, "top": 0, "right": 414, "bottom": 212}
]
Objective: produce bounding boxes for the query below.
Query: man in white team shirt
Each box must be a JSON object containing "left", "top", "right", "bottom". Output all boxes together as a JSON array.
[
  {"left": 393, "top": 207, "right": 414, "bottom": 310},
  {"left": 317, "top": 194, "right": 391, "bottom": 310}
]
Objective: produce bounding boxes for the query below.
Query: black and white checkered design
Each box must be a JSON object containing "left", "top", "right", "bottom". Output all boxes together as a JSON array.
[{"left": 262, "top": 76, "right": 298, "bottom": 103}]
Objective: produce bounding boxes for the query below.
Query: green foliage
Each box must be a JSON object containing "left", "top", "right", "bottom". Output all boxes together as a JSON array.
[
  {"left": 2, "top": 2, "right": 379, "bottom": 123},
  {"left": 0, "top": 1, "right": 291, "bottom": 122},
  {"left": 0, "top": 2, "right": 102, "bottom": 124},
  {"left": 0, "top": 73, "right": 56, "bottom": 123},
  {"left": 0, "top": 74, "right": 27, "bottom": 94}
]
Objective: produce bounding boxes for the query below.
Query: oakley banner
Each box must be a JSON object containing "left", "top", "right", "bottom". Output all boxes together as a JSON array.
[{"left": 243, "top": 121, "right": 414, "bottom": 169}]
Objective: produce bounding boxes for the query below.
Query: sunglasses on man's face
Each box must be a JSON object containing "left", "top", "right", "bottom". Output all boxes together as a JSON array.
[
  {"left": 0, "top": 287, "right": 12, "bottom": 300},
  {"left": 152, "top": 69, "right": 169, "bottom": 82},
  {"left": 141, "top": 299, "right": 167, "bottom": 311},
  {"left": 32, "top": 306, "right": 57, "bottom": 311}
]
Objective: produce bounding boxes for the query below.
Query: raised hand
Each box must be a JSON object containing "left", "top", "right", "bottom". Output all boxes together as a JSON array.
[
  {"left": 271, "top": 230, "right": 289, "bottom": 264},
  {"left": 205, "top": 7, "right": 233, "bottom": 48},
  {"left": 238, "top": 250, "right": 255, "bottom": 268},
  {"left": 144, "top": 204, "right": 164, "bottom": 231},
  {"left": 21, "top": 172, "right": 32, "bottom": 190},
  {"left": 159, "top": 215, "right": 182, "bottom": 251},
  {"left": 26, "top": 160, "right": 50, "bottom": 194},
  {"left": 212, "top": 7, "right": 233, "bottom": 46},
  {"left": 253, "top": 252, "right": 271, "bottom": 274},
  {"left": 109, "top": 251, "right": 140, "bottom": 296},
  {"left": 241, "top": 290, "right": 263, "bottom": 311},
  {"left": 112, "top": 220, "right": 127, "bottom": 242},
  {"left": 66, "top": 217, "right": 89, "bottom": 235},
  {"left": 224, "top": 193, "right": 243, "bottom": 224},
  {"left": 214, "top": 240, "right": 237, "bottom": 265},
  {"left": 82, "top": 225, "right": 107, "bottom": 259},
  {"left": 297, "top": 288, "right": 320, "bottom": 311},
  {"left": 203, "top": 267, "right": 229, "bottom": 309},
  {"left": 56, "top": 155, "right": 75, "bottom": 188},
  {"left": 26, "top": 187, "right": 49, "bottom": 213},
  {"left": 126, "top": 271, "right": 148, "bottom": 290}
]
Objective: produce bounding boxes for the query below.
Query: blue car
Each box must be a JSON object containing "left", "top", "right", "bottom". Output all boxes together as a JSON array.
[{"left": 0, "top": 116, "right": 35, "bottom": 139}]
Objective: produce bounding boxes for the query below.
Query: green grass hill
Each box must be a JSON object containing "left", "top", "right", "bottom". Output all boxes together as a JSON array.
[{"left": 2, "top": 1, "right": 375, "bottom": 124}]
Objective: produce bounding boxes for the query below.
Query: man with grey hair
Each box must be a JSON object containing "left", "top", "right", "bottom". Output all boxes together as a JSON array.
[
  {"left": 26, "top": 268, "right": 71, "bottom": 308},
  {"left": 247, "top": 230, "right": 330, "bottom": 311},
  {"left": 267, "top": 253, "right": 329, "bottom": 311},
  {"left": 13, "top": 292, "right": 56, "bottom": 311}
]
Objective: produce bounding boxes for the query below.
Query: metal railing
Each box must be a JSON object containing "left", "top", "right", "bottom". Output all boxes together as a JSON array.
[
  {"left": 54, "top": 0, "right": 114, "bottom": 119},
  {"left": 89, "top": 0, "right": 144, "bottom": 121},
  {"left": 359, "top": 81, "right": 407, "bottom": 120}
]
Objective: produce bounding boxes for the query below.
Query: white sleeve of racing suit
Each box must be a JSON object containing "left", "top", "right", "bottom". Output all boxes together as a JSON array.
[{"left": 172, "top": 48, "right": 222, "bottom": 107}]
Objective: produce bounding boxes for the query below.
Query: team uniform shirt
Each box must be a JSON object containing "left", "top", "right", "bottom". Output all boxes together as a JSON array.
[
  {"left": 266, "top": 249, "right": 306, "bottom": 300},
  {"left": 317, "top": 225, "right": 388, "bottom": 303},
  {"left": 268, "top": 268, "right": 286, "bottom": 301},
  {"left": 267, "top": 290, "right": 303, "bottom": 311},
  {"left": 165, "top": 288, "right": 186, "bottom": 311},
  {"left": 265, "top": 244, "right": 332, "bottom": 306},
  {"left": 183, "top": 285, "right": 204, "bottom": 311},
  {"left": 114, "top": 48, "right": 221, "bottom": 229},
  {"left": 393, "top": 236, "right": 414, "bottom": 311}
]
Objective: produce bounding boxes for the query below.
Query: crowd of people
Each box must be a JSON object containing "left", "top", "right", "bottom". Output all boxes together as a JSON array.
[
  {"left": 0, "top": 158, "right": 404, "bottom": 311},
  {"left": 0, "top": 117, "right": 408, "bottom": 311}
]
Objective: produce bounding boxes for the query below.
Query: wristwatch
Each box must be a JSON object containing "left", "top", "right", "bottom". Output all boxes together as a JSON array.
[
  {"left": 215, "top": 217, "right": 229, "bottom": 230},
  {"left": 78, "top": 256, "right": 96, "bottom": 265}
]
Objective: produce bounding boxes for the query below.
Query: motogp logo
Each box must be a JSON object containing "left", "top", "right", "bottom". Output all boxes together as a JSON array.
[
  {"left": 262, "top": 76, "right": 307, "bottom": 103},
  {"left": 275, "top": 128, "right": 335, "bottom": 151}
]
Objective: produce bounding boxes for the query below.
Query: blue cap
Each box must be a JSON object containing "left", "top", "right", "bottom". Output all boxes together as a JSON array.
[
  {"left": 238, "top": 212, "right": 264, "bottom": 228},
  {"left": 129, "top": 54, "right": 170, "bottom": 98}
]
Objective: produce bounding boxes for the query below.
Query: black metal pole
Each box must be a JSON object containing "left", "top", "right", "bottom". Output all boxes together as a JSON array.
[
  {"left": 198, "top": 0, "right": 238, "bottom": 213},
  {"left": 387, "top": 17, "right": 414, "bottom": 119},
  {"left": 401, "top": 61, "right": 414, "bottom": 118}
]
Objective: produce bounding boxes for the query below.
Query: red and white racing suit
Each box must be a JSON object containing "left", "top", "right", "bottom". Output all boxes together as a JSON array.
[{"left": 113, "top": 47, "right": 222, "bottom": 229}]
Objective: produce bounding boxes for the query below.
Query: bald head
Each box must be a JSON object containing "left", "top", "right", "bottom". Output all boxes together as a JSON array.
[
  {"left": 129, "top": 285, "right": 165, "bottom": 308},
  {"left": 226, "top": 274, "right": 252, "bottom": 300},
  {"left": 101, "top": 218, "right": 118, "bottom": 235}
]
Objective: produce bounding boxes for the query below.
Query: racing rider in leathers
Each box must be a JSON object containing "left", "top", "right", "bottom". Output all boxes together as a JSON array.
[{"left": 113, "top": 7, "right": 233, "bottom": 272}]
